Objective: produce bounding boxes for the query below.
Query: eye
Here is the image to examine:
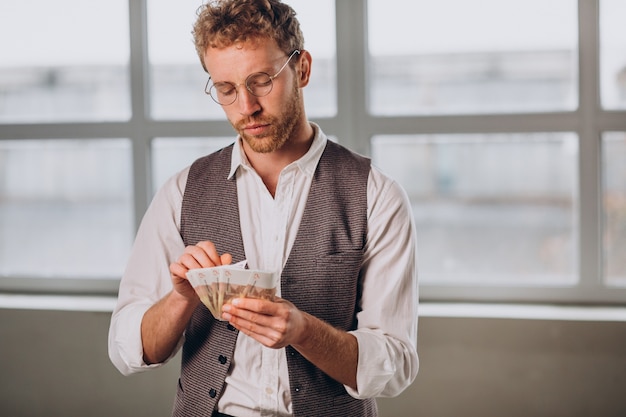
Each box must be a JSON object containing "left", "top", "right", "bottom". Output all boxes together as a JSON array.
[
  {"left": 247, "top": 73, "right": 272, "bottom": 89},
  {"left": 214, "top": 82, "right": 236, "bottom": 96}
]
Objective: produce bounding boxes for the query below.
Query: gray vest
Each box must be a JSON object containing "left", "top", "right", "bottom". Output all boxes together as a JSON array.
[{"left": 174, "top": 140, "right": 377, "bottom": 417}]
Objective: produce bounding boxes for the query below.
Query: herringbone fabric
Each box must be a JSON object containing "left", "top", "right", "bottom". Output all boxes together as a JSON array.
[
  {"left": 175, "top": 145, "right": 245, "bottom": 417},
  {"left": 281, "top": 141, "right": 377, "bottom": 416},
  {"left": 175, "top": 140, "right": 377, "bottom": 416}
]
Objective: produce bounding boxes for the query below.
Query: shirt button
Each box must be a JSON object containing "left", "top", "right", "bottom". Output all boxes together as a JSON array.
[
  {"left": 265, "top": 387, "right": 274, "bottom": 395},
  {"left": 218, "top": 355, "right": 227, "bottom": 364}
]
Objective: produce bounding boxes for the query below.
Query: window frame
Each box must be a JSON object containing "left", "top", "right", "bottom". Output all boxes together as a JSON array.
[{"left": 0, "top": 0, "right": 625, "bottom": 304}]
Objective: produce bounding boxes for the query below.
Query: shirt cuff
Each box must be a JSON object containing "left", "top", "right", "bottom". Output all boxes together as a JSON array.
[
  {"left": 109, "top": 303, "right": 176, "bottom": 375},
  {"left": 344, "top": 329, "right": 397, "bottom": 399}
]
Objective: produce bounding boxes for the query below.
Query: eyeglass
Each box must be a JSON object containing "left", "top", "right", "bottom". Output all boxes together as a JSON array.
[{"left": 205, "top": 49, "right": 301, "bottom": 106}]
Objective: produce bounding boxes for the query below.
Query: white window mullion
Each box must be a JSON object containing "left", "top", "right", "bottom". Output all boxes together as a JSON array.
[
  {"left": 128, "top": 0, "right": 152, "bottom": 230},
  {"left": 577, "top": 0, "right": 602, "bottom": 289},
  {"left": 335, "top": 0, "right": 369, "bottom": 156}
]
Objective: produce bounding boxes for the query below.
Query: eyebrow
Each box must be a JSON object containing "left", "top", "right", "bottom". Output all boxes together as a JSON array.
[
  {"left": 210, "top": 58, "right": 287, "bottom": 84},
  {"left": 212, "top": 68, "right": 272, "bottom": 84}
]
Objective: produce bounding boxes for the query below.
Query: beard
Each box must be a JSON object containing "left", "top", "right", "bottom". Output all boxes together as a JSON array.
[{"left": 232, "top": 81, "right": 302, "bottom": 154}]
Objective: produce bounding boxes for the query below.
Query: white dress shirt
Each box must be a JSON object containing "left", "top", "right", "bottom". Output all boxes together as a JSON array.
[{"left": 108, "top": 123, "right": 419, "bottom": 417}]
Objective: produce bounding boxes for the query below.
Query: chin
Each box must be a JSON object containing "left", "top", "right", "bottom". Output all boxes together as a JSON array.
[{"left": 242, "top": 135, "right": 281, "bottom": 154}]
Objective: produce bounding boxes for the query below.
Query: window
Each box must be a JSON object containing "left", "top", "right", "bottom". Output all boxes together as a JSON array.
[
  {"left": 600, "top": 0, "right": 626, "bottom": 110},
  {"left": 1, "top": 0, "right": 625, "bottom": 304},
  {"left": 372, "top": 133, "right": 578, "bottom": 286},
  {"left": 0, "top": 0, "right": 130, "bottom": 122},
  {"left": 0, "top": 139, "right": 133, "bottom": 281},
  {"left": 602, "top": 132, "right": 626, "bottom": 286},
  {"left": 147, "top": 0, "right": 219, "bottom": 120},
  {"left": 367, "top": 0, "right": 578, "bottom": 115}
]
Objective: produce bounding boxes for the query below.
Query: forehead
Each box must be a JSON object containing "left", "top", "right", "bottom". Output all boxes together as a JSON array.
[{"left": 203, "top": 39, "right": 283, "bottom": 81}]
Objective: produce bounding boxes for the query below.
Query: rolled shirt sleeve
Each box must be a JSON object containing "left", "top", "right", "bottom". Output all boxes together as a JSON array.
[
  {"left": 346, "top": 167, "right": 419, "bottom": 398},
  {"left": 108, "top": 169, "right": 189, "bottom": 375}
]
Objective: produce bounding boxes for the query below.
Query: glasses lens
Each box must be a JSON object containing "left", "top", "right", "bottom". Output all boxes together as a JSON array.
[
  {"left": 246, "top": 73, "right": 273, "bottom": 97},
  {"left": 210, "top": 82, "right": 237, "bottom": 105}
]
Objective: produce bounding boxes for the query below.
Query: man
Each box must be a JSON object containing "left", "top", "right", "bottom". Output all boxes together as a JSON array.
[{"left": 108, "top": 1, "right": 418, "bottom": 416}]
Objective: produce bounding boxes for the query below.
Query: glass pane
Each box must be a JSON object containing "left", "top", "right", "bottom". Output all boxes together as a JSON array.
[
  {"left": 367, "top": 0, "right": 578, "bottom": 115},
  {"left": 0, "top": 1, "right": 130, "bottom": 122},
  {"left": 600, "top": 0, "right": 626, "bottom": 110},
  {"left": 147, "top": 0, "right": 217, "bottom": 120},
  {"left": 147, "top": 0, "right": 336, "bottom": 120},
  {"left": 288, "top": 0, "right": 336, "bottom": 117},
  {"left": 372, "top": 133, "right": 578, "bottom": 285},
  {"left": 602, "top": 132, "right": 626, "bottom": 285},
  {"left": 151, "top": 137, "right": 235, "bottom": 193},
  {"left": 0, "top": 139, "right": 133, "bottom": 278}
]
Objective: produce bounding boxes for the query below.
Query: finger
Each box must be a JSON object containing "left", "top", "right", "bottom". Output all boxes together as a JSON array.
[
  {"left": 238, "top": 325, "right": 282, "bottom": 346},
  {"left": 230, "top": 297, "right": 266, "bottom": 311},
  {"left": 224, "top": 311, "right": 286, "bottom": 348},
  {"left": 183, "top": 243, "right": 222, "bottom": 268},
  {"left": 225, "top": 299, "right": 288, "bottom": 332},
  {"left": 177, "top": 250, "right": 206, "bottom": 270},
  {"left": 195, "top": 241, "right": 224, "bottom": 266},
  {"left": 220, "top": 252, "right": 233, "bottom": 265},
  {"left": 169, "top": 260, "right": 197, "bottom": 289},
  {"left": 169, "top": 261, "right": 189, "bottom": 279}
]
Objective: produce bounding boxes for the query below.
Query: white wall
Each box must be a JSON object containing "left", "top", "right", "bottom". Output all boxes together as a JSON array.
[{"left": 1, "top": 307, "right": 625, "bottom": 417}]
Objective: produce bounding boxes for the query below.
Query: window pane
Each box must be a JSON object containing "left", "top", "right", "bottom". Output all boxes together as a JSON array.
[
  {"left": 0, "top": 1, "right": 130, "bottom": 122},
  {"left": 367, "top": 0, "right": 578, "bottom": 115},
  {"left": 287, "top": 0, "right": 337, "bottom": 117},
  {"left": 147, "top": 0, "right": 336, "bottom": 120},
  {"left": 372, "top": 133, "right": 578, "bottom": 285},
  {"left": 0, "top": 139, "right": 133, "bottom": 278},
  {"left": 600, "top": 0, "right": 626, "bottom": 110},
  {"left": 147, "top": 0, "right": 218, "bottom": 120},
  {"left": 602, "top": 132, "right": 626, "bottom": 285},
  {"left": 151, "top": 137, "right": 235, "bottom": 193}
]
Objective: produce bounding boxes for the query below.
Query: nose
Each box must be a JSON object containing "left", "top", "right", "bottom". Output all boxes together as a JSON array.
[{"left": 237, "top": 86, "right": 261, "bottom": 116}]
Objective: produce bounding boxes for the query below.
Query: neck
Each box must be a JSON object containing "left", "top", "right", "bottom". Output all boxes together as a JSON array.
[{"left": 243, "top": 121, "right": 315, "bottom": 197}]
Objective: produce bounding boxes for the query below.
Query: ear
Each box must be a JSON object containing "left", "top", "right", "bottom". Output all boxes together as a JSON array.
[{"left": 296, "top": 50, "right": 312, "bottom": 88}]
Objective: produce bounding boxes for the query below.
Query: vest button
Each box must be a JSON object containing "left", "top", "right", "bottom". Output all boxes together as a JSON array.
[
  {"left": 218, "top": 355, "right": 227, "bottom": 364},
  {"left": 227, "top": 324, "right": 236, "bottom": 331},
  {"left": 209, "top": 388, "right": 217, "bottom": 398}
]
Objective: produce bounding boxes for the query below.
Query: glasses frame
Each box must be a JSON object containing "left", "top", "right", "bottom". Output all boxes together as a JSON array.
[{"left": 204, "top": 49, "right": 301, "bottom": 106}]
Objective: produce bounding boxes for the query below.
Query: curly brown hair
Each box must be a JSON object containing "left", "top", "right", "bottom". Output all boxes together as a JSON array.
[{"left": 192, "top": 0, "right": 305, "bottom": 72}]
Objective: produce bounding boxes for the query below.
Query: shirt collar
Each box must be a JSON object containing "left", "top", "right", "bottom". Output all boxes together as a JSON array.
[{"left": 227, "top": 122, "right": 327, "bottom": 180}]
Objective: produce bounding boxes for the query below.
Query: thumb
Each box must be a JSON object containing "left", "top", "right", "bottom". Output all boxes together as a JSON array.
[{"left": 220, "top": 253, "right": 233, "bottom": 265}]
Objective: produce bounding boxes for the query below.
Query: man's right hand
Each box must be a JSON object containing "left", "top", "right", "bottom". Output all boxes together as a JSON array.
[
  {"left": 142, "top": 241, "right": 232, "bottom": 365},
  {"left": 169, "top": 240, "right": 233, "bottom": 300}
]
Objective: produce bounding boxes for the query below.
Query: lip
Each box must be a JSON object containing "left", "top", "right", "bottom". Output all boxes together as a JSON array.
[{"left": 243, "top": 123, "right": 269, "bottom": 135}]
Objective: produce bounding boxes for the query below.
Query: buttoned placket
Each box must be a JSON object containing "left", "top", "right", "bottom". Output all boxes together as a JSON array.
[{"left": 258, "top": 164, "right": 296, "bottom": 415}]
